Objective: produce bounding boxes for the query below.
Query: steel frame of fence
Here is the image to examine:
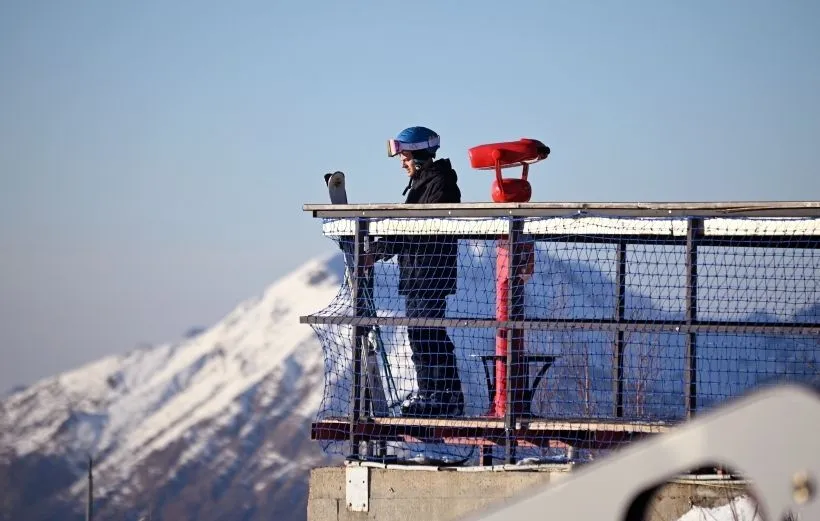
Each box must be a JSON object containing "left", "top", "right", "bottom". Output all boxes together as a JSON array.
[{"left": 300, "top": 202, "right": 820, "bottom": 464}]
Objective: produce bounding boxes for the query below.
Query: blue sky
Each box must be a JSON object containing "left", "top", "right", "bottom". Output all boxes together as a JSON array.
[{"left": 1, "top": 0, "right": 818, "bottom": 390}]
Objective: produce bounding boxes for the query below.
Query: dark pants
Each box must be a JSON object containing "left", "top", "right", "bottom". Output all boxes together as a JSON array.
[{"left": 405, "top": 292, "right": 462, "bottom": 396}]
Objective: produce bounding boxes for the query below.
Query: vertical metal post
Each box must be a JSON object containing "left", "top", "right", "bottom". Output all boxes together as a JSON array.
[
  {"left": 349, "top": 217, "right": 368, "bottom": 457},
  {"left": 481, "top": 446, "right": 493, "bottom": 466},
  {"left": 612, "top": 241, "right": 626, "bottom": 418},
  {"left": 505, "top": 216, "right": 525, "bottom": 464},
  {"left": 86, "top": 456, "right": 93, "bottom": 521},
  {"left": 684, "top": 218, "right": 703, "bottom": 419}
]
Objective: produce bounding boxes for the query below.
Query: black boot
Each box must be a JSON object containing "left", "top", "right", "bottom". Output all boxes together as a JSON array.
[{"left": 400, "top": 390, "right": 464, "bottom": 418}]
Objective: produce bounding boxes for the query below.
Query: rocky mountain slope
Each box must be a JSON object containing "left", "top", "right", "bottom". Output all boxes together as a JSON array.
[{"left": 0, "top": 253, "right": 348, "bottom": 521}]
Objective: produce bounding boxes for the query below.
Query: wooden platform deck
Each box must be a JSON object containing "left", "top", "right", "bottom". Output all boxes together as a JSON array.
[{"left": 312, "top": 416, "right": 675, "bottom": 450}]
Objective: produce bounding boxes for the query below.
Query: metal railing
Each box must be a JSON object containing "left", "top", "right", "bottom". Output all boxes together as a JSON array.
[{"left": 301, "top": 202, "right": 820, "bottom": 465}]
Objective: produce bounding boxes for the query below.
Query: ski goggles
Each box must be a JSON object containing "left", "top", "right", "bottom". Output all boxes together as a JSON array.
[{"left": 386, "top": 135, "right": 440, "bottom": 157}]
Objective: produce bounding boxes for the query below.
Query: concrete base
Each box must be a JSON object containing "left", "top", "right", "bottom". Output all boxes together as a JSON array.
[{"left": 307, "top": 464, "right": 752, "bottom": 521}]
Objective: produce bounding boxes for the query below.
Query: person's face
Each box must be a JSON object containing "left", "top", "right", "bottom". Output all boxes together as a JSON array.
[{"left": 399, "top": 151, "right": 416, "bottom": 177}]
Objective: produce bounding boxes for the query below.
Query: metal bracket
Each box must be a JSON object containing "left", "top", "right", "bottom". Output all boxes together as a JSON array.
[
  {"left": 345, "top": 465, "right": 369, "bottom": 512},
  {"left": 464, "top": 382, "right": 820, "bottom": 521}
]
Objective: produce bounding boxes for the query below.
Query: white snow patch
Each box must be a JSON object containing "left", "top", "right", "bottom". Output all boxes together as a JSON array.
[{"left": 677, "top": 495, "right": 765, "bottom": 521}]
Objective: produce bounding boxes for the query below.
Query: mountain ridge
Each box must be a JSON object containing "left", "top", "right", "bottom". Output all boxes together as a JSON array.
[{"left": 0, "top": 251, "right": 346, "bottom": 521}]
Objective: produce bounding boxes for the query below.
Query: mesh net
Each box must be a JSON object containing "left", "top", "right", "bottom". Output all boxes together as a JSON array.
[{"left": 304, "top": 214, "right": 820, "bottom": 465}]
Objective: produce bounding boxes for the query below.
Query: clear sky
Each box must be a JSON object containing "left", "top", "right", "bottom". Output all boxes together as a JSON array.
[{"left": 1, "top": 0, "right": 818, "bottom": 391}]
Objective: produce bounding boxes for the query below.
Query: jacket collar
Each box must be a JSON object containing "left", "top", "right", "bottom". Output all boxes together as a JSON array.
[{"left": 401, "top": 159, "right": 451, "bottom": 196}]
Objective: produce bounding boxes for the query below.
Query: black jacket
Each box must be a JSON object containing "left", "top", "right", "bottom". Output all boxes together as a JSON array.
[{"left": 371, "top": 158, "right": 461, "bottom": 297}]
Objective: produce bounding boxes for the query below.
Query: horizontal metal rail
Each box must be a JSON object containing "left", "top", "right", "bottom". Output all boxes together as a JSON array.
[
  {"left": 315, "top": 232, "right": 820, "bottom": 248},
  {"left": 304, "top": 201, "right": 820, "bottom": 218},
  {"left": 300, "top": 315, "right": 820, "bottom": 335},
  {"left": 314, "top": 416, "right": 672, "bottom": 431},
  {"left": 311, "top": 417, "right": 671, "bottom": 450}
]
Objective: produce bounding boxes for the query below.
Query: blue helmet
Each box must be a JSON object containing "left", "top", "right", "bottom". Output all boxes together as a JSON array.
[{"left": 387, "top": 126, "right": 441, "bottom": 158}]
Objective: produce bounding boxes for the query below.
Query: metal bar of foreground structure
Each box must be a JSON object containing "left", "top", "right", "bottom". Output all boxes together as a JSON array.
[
  {"left": 300, "top": 201, "right": 820, "bottom": 465},
  {"left": 463, "top": 382, "right": 820, "bottom": 521}
]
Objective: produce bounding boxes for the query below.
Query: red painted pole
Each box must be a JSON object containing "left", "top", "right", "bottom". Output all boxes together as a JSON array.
[
  {"left": 493, "top": 239, "right": 510, "bottom": 418},
  {"left": 492, "top": 238, "right": 533, "bottom": 418}
]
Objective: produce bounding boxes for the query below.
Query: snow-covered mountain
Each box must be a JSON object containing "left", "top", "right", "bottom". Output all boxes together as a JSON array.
[{"left": 0, "top": 252, "right": 348, "bottom": 521}]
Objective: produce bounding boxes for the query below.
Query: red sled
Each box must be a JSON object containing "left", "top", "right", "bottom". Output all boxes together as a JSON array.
[{"left": 468, "top": 138, "right": 550, "bottom": 203}]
